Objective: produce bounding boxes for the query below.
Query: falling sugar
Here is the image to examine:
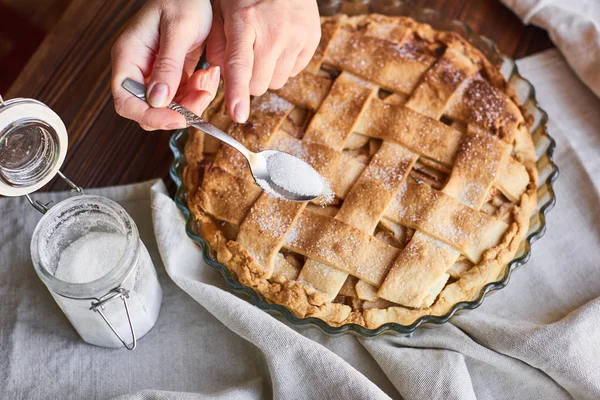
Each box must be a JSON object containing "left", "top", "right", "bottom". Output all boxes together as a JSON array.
[{"left": 55, "top": 232, "right": 127, "bottom": 283}]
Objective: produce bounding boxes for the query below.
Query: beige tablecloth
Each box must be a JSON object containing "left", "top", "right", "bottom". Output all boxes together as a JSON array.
[{"left": 1, "top": 49, "right": 599, "bottom": 399}]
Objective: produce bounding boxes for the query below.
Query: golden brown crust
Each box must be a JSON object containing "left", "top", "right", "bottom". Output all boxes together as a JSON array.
[{"left": 185, "top": 14, "right": 538, "bottom": 329}]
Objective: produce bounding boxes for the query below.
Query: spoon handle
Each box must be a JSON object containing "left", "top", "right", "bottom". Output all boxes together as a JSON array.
[{"left": 122, "top": 78, "right": 251, "bottom": 159}]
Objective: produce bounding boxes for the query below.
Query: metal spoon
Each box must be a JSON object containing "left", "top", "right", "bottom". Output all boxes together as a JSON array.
[{"left": 121, "top": 78, "right": 319, "bottom": 202}]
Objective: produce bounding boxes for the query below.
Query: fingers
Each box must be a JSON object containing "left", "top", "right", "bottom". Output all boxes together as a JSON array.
[
  {"left": 205, "top": 0, "right": 226, "bottom": 69},
  {"left": 223, "top": 18, "right": 256, "bottom": 123},
  {"left": 189, "top": 65, "right": 221, "bottom": 98},
  {"left": 217, "top": 1, "right": 321, "bottom": 123},
  {"left": 291, "top": 47, "right": 313, "bottom": 77},
  {"left": 146, "top": 18, "right": 197, "bottom": 108},
  {"left": 270, "top": 48, "right": 301, "bottom": 89},
  {"left": 131, "top": 65, "right": 220, "bottom": 131},
  {"left": 180, "top": 44, "right": 206, "bottom": 87},
  {"left": 111, "top": 38, "right": 216, "bottom": 131},
  {"left": 177, "top": 65, "right": 220, "bottom": 116},
  {"left": 111, "top": 32, "right": 185, "bottom": 130},
  {"left": 112, "top": 43, "right": 187, "bottom": 130},
  {"left": 291, "top": 27, "right": 320, "bottom": 77},
  {"left": 110, "top": 0, "right": 216, "bottom": 131},
  {"left": 249, "top": 49, "right": 279, "bottom": 95},
  {"left": 119, "top": 95, "right": 186, "bottom": 131}
]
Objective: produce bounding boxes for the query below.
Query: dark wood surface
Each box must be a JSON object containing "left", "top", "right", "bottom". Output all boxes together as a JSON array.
[
  {"left": 0, "top": 0, "right": 72, "bottom": 92},
  {"left": 7, "top": 0, "right": 554, "bottom": 195}
]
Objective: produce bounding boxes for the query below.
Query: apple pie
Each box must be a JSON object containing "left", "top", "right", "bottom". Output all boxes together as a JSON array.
[{"left": 183, "top": 14, "right": 537, "bottom": 328}]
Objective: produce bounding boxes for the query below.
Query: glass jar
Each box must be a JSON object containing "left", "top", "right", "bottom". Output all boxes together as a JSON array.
[
  {"left": 30, "top": 195, "right": 163, "bottom": 349},
  {"left": 0, "top": 97, "right": 67, "bottom": 197}
]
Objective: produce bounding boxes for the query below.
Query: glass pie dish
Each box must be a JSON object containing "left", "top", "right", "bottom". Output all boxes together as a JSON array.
[{"left": 169, "top": 0, "right": 559, "bottom": 336}]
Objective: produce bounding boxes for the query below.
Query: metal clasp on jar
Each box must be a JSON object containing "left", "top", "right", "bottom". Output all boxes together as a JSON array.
[
  {"left": 90, "top": 287, "right": 137, "bottom": 350},
  {"left": 25, "top": 171, "right": 83, "bottom": 213}
]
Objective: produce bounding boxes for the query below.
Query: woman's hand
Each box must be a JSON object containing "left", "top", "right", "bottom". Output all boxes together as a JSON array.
[
  {"left": 207, "top": 0, "right": 321, "bottom": 123},
  {"left": 111, "top": 0, "right": 321, "bottom": 130},
  {"left": 111, "top": 0, "right": 219, "bottom": 131}
]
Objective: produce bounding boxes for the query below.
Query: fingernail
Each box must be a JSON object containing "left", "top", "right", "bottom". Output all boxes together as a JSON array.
[
  {"left": 233, "top": 101, "right": 249, "bottom": 123},
  {"left": 147, "top": 82, "right": 169, "bottom": 108},
  {"left": 210, "top": 66, "right": 220, "bottom": 84},
  {"left": 199, "top": 73, "right": 209, "bottom": 89}
]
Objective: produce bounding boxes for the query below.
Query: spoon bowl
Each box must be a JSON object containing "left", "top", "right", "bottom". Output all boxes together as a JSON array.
[
  {"left": 251, "top": 150, "right": 320, "bottom": 202},
  {"left": 122, "top": 78, "right": 322, "bottom": 203}
]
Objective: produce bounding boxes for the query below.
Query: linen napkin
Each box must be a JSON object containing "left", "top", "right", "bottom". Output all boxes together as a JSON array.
[
  {"left": 500, "top": 0, "right": 600, "bottom": 98},
  {"left": 1, "top": 52, "right": 599, "bottom": 400}
]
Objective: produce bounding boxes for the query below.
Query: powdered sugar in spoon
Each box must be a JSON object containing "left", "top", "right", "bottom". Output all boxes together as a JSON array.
[{"left": 122, "top": 78, "right": 329, "bottom": 202}]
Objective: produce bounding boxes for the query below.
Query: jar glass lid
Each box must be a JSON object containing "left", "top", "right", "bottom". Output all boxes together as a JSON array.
[{"left": 0, "top": 97, "right": 68, "bottom": 196}]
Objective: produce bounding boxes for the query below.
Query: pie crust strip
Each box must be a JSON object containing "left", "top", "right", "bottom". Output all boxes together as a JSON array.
[
  {"left": 377, "top": 132, "right": 511, "bottom": 306},
  {"left": 297, "top": 143, "right": 418, "bottom": 299}
]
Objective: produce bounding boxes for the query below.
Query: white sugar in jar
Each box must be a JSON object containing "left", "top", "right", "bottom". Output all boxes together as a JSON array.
[
  {"left": 0, "top": 96, "right": 161, "bottom": 350},
  {"left": 30, "top": 195, "right": 162, "bottom": 349}
]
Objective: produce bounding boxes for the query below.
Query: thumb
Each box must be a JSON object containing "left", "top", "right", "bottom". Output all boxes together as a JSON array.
[{"left": 147, "top": 19, "right": 195, "bottom": 108}]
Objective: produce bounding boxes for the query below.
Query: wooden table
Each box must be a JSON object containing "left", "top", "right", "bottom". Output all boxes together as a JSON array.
[{"left": 7, "top": 0, "right": 553, "bottom": 194}]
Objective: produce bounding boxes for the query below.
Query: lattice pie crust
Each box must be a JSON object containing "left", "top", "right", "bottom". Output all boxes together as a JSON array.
[{"left": 183, "top": 14, "right": 538, "bottom": 328}]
